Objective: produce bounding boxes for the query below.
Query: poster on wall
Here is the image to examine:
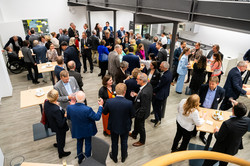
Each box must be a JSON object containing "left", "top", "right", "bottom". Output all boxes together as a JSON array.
[{"left": 22, "top": 19, "right": 49, "bottom": 35}]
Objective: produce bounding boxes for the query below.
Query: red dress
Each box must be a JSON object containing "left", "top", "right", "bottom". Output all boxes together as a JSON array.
[{"left": 102, "top": 89, "right": 114, "bottom": 135}]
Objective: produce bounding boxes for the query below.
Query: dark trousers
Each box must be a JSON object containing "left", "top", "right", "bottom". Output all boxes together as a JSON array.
[
  {"left": 132, "top": 117, "right": 146, "bottom": 143},
  {"left": 25, "top": 62, "right": 38, "bottom": 82},
  {"left": 77, "top": 137, "right": 91, "bottom": 160},
  {"left": 153, "top": 99, "right": 164, "bottom": 122},
  {"left": 82, "top": 53, "right": 93, "bottom": 71},
  {"left": 192, "top": 127, "right": 206, "bottom": 138},
  {"left": 171, "top": 121, "right": 192, "bottom": 151},
  {"left": 111, "top": 131, "right": 129, "bottom": 159},
  {"left": 243, "top": 70, "right": 250, "bottom": 84},
  {"left": 186, "top": 69, "right": 192, "bottom": 81},
  {"left": 56, "top": 130, "right": 66, "bottom": 155},
  {"left": 99, "top": 61, "right": 108, "bottom": 78},
  {"left": 203, "top": 159, "right": 228, "bottom": 166},
  {"left": 172, "top": 64, "right": 179, "bottom": 82},
  {"left": 76, "top": 67, "right": 81, "bottom": 73},
  {"left": 219, "top": 97, "right": 233, "bottom": 111}
]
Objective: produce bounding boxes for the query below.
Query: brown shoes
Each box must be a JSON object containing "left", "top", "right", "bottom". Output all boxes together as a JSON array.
[
  {"left": 129, "top": 132, "right": 137, "bottom": 139},
  {"left": 132, "top": 141, "right": 145, "bottom": 147},
  {"left": 171, "top": 82, "right": 175, "bottom": 86}
]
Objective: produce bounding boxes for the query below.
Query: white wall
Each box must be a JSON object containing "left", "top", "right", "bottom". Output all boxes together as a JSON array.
[
  {"left": 0, "top": 0, "right": 87, "bottom": 44},
  {"left": 179, "top": 24, "right": 250, "bottom": 59},
  {"left": 90, "top": 10, "right": 133, "bottom": 32}
]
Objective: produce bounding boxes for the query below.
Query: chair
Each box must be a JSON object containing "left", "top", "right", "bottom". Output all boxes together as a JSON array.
[{"left": 80, "top": 136, "right": 110, "bottom": 166}]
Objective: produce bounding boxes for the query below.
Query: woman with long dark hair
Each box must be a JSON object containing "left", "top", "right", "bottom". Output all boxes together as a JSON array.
[
  {"left": 189, "top": 55, "right": 207, "bottom": 94},
  {"left": 211, "top": 53, "right": 222, "bottom": 82}
]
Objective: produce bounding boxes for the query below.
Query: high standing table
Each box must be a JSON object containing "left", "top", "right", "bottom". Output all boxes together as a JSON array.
[
  {"left": 189, "top": 61, "right": 212, "bottom": 72},
  {"left": 20, "top": 86, "right": 55, "bottom": 141},
  {"left": 37, "top": 62, "right": 57, "bottom": 85},
  {"left": 196, "top": 107, "right": 232, "bottom": 150}
]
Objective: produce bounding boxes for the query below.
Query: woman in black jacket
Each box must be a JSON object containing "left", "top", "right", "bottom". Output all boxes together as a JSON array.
[
  {"left": 98, "top": 75, "right": 115, "bottom": 136},
  {"left": 44, "top": 89, "right": 70, "bottom": 158}
]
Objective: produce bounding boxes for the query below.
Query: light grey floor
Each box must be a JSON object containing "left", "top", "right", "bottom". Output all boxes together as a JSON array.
[{"left": 0, "top": 64, "right": 250, "bottom": 166}]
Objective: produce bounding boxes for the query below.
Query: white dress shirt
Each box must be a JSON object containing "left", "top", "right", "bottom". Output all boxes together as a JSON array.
[{"left": 176, "top": 99, "right": 204, "bottom": 131}]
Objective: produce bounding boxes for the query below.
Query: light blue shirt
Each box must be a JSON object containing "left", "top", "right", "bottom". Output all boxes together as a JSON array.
[
  {"left": 63, "top": 81, "right": 73, "bottom": 95},
  {"left": 202, "top": 87, "right": 217, "bottom": 108},
  {"left": 177, "top": 54, "right": 188, "bottom": 75}
]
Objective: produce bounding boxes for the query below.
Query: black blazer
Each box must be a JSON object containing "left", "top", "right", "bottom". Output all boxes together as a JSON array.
[
  {"left": 68, "top": 27, "right": 75, "bottom": 38},
  {"left": 98, "top": 85, "right": 116, "bottom": 106},
  {"left": 154, "top": 70, "right": 172, "bottom": 100},
  {"left": 89, "top": 35, "right": 100, "bottom": 50},
  {"left": 223, "top": 67, "right": 246, "bottom": 99},
  {"left": 64, "top": 46, "right": 82, "bottom": 69},
  {"left": 147, "top": 69, "right": 161, "bottom": 89},
  {"left": 44, "top": 100, "right": 69, "bottom": 133},
  {"left": 134, "top": 83, "right": 153, "bottom": 119},
  {"left": 115, "top": 68, "right": 128, "bottom": 84},
  {"left": 156, "top": 48, "right": 168, "bottom": 67},
  {"left": 68, "top": 70, "right": 83, "bottom": 90},
  {"left": 81, "top": 38, "right": 92, "bottom": 56},
  {"left": 4, "top": 36, "right": 23, "bottom": 54},
  {"left": 199, "top": 84, "right": 225, "bottom": 109},
  {"left": 212, "top": 117, "right": 249, "bottom": 155},
  {"left": 103, "top": 96, "right": 135, "bottom": 134},
  {"left": 125, "top": 78, "right": 140, "bottom": 101}
]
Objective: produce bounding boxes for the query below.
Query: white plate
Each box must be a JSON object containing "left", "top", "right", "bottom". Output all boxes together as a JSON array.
[{"left": 36, "top": 92, "right": 45, "bottom": 97}]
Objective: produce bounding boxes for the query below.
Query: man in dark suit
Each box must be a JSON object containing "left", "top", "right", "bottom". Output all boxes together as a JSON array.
[
  {"left": 171, "top": 41, "right": 186, "bottom": 85},
  {"left": 203, "top": 102, "right": 249, "bottom": 166},
  {"left": 140, "top": 33, "right": 152, "bottom": 59},
  {"left": 151, "top": 61, "right": 172, "bottom": 127},
  {"left": 207, "top": 44, "right": 224, "bottom": 61},
  {"left": 117, "top": 26, "right": 125, "bottom": 41},
  {"left": 220, "top": 61, "right": 250, "bottom": 110},
  {"left": 3, "top": 36, "right": 23, "bottom": 54},
  {"left": 89, "top": 30, "right": 100, "bottom": 64},
  {"left": 125, "top": 68, "right": 141, "bottom": 101},
  {"left": 122, "top": 46, "right": 140, "bottom": 74},
  {"left": 148, "top": 36, "right": 159, "bottom": 57},
  {"left": 103, "top": 83, "right": 135, "bottom": 163},
  {"left": 156, "top": 41, "right": 168, "bottom": 68},
  {"left": 68, "top": 23, "right": 76, "bottom": 38},
  {"left": 29, "top": 30, "right": 39, "bottom": 48},
  {"left": 59, "top": 29, "right": 70, "bottom": 44},
  {"left": 83, "top": 23, "right": 91, "bottom": 37},
  {"left": 67, "top": 91, "right": 104, "bottom": 164},
  {"left": 44, "top": 89, "right": 70, "bottom": 158},
  {"left": 68, "top": 61, "right": 83, "bottom": 90},
  {"left": 81, "top": 32, "right": 93, "bottom": 73},
  {"left": 198, "top": 76, "right": 225, "bottom": 144},
  {"left": 129, "top": 73, "right": 153, "bottom": 147},
  {"left": 54, "top": 56, "right": 65, "bottom": 81},
  {"left": 56, "top": 28, "right": 63, "bottom": 39}
]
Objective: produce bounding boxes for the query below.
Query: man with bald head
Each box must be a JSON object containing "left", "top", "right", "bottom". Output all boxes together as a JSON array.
[
  {"left": 68, "top": 61, "right": 83, "bottom": 90},
  {"left": 117, "top": 26, "right": 125, "bottom": 41},
  {"left": 67, "top": 91, "right": 104, "bottom": 164}
]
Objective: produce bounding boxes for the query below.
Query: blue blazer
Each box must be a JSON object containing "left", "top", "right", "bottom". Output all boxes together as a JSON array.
[
  {"left": 173, "top": 47, "right": 182, "bottom": 66},
  {"left": 154, "top": 70, "right": 172, "bottom": 100},
  {"left": 199, "top": 84, "right": 225, "bottom": 109},
  {"left": 177, "top": 54, "right": 188, "bottom": 75},
  {"left": 122, "top": 53, "right": 140, "bottom": 74},
  {"left": 33, "top": 45, "right": 47, "bottom": 63},
  {"left": 125, "top": 78, "right": 140, "bottom": 101},
  {"left": 64, "top": 46, "right": 82, "bottom": 69},
  {"left": 67, "top": 103, "right": 103, "bottom": 138},
  {"left": 223, "top": 67, "right": 246, "bottom": 99},
  {"left": 54, "top": 65, "right": 65, "bottom": 81},
  {"left": 103, "top": 96, "right": 135, "bottom": 134},
  {"left": 117, "top": 30, "right": 125, "bottom": 39},
  {"left": 148, "top": 43, "right": 158, "bottom": 57}
]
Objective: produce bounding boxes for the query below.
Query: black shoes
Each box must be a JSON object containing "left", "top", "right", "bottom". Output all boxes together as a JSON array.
[
  {"left": 90, "top": 70, "right": 93, "bottom": 73},
  {"left": 53, "top": 143, "right": 57, "bottom": 148},
  {"left": 83, "top": 70, "right": 87, "bottom": 73},
  {"left": 121, "top": 154, "right": 128, "bottom": 163},
  {"left": 98, "top": 73, "right": 102, "bottom": 77},
  {"left": 176, "top": 91, "right": 182, "bottom": 94},
  {"left": 150, "top": 119, "right": 156, "bottom": 123},
  {"left": 103, "top": 131, "right": 110, "bottom": 137},
  {"left": 32, "top": 80, "right": 40, "bottom": 84},
  {"left": 59, "top": 151, "right": 71, "bottom": 158},
  {"left": 199, "top": 136, "right": 207, "bottom": 144},
  {"left": 154, "top": 121, "right": 161, "bottom": 127},
  {"left": 109, "top": 152, "right": 117, "bottom": 163},
  {"left": 78, "top": 156, "right": 85, "bottom": 164},
  {"left": 150, "top": 111, "right": 155, "bottom": 115}
]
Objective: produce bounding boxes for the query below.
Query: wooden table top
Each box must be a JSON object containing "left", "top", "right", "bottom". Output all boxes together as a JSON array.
[
  {"left": 189, "top": 61, "right": 212, "bottom": 72},
  {"left": 21, "top": 162, "right": 73, "bottom": 166},
  {"left": 247, "top": 63, "right": 250, "bottom": 71},
  {"left": 196, "top": 107, "right": 232, "bottom": 133},
  {"left": 243, "top": 84, "right": 250, "bottom": 99},
  {"left": 37, "top": 62, "right": 57, "bottom": 73},
  {"left": 20, "top": 86, "right": 53, "bottom": 108}
]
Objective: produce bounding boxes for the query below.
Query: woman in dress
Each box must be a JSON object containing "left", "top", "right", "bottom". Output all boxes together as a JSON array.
[
  {"left": 176, "top": 47, "right": 191, "bottom": 94},
  {"left": 210, "top": 53, "right": 222, "bottom": 82},
  {"left": 97, "top": 40, "right": 109, "bottom": 78},
  {"left": 98, "top": 75, "right": 116, "bottom": 136},
  {"left": 171, "top": 94, "right": 206, "bottom": 152},
  {"left": 189, "top": 55, "right": 207, "bottom": 94},
  {"left": 122, "top": 36, "right": 130, "bottom": 53}
]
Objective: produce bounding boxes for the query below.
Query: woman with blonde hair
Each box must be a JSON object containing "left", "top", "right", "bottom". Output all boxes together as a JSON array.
[
  {"left": 128, "top": 39, "right": 137, "bottom": 54},
  {"left": 171, "top": 94, "right": 206, "bottom": 152},
  {"left": 44, "top": 89, "right": 70, "bottom": 158}
]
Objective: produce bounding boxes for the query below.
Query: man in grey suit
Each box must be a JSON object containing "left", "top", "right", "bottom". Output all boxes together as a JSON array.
[
  {"left": 108, "top": 44, "right": 122, "bottom": 82},
  {"left": 54, "top": 70, "right": 80, "bottom": 110},
  {"left": 29, "top": 29, "right": 39, "bottom": 48},
  {"left": 140, "top": 33, "right": 151, "bottom": 59},
  {"left": 156, "top": 41, "right": 168, "bottom": 69}
]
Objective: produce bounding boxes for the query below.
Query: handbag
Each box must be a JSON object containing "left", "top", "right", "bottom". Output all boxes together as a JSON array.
[
  {"left": 185, "top": 86, "right": 192, "bottom": 95},
  {"left": 40, "top": 99, "right": 48, "bottom": 125},
  {"left": 100, "top": 53, "right": 108, "bottom": 62}
]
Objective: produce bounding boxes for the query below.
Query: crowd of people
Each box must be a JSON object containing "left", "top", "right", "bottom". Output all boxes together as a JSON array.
[{"left": 2, "top": 21, "right": 250, "bottom": 166}]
